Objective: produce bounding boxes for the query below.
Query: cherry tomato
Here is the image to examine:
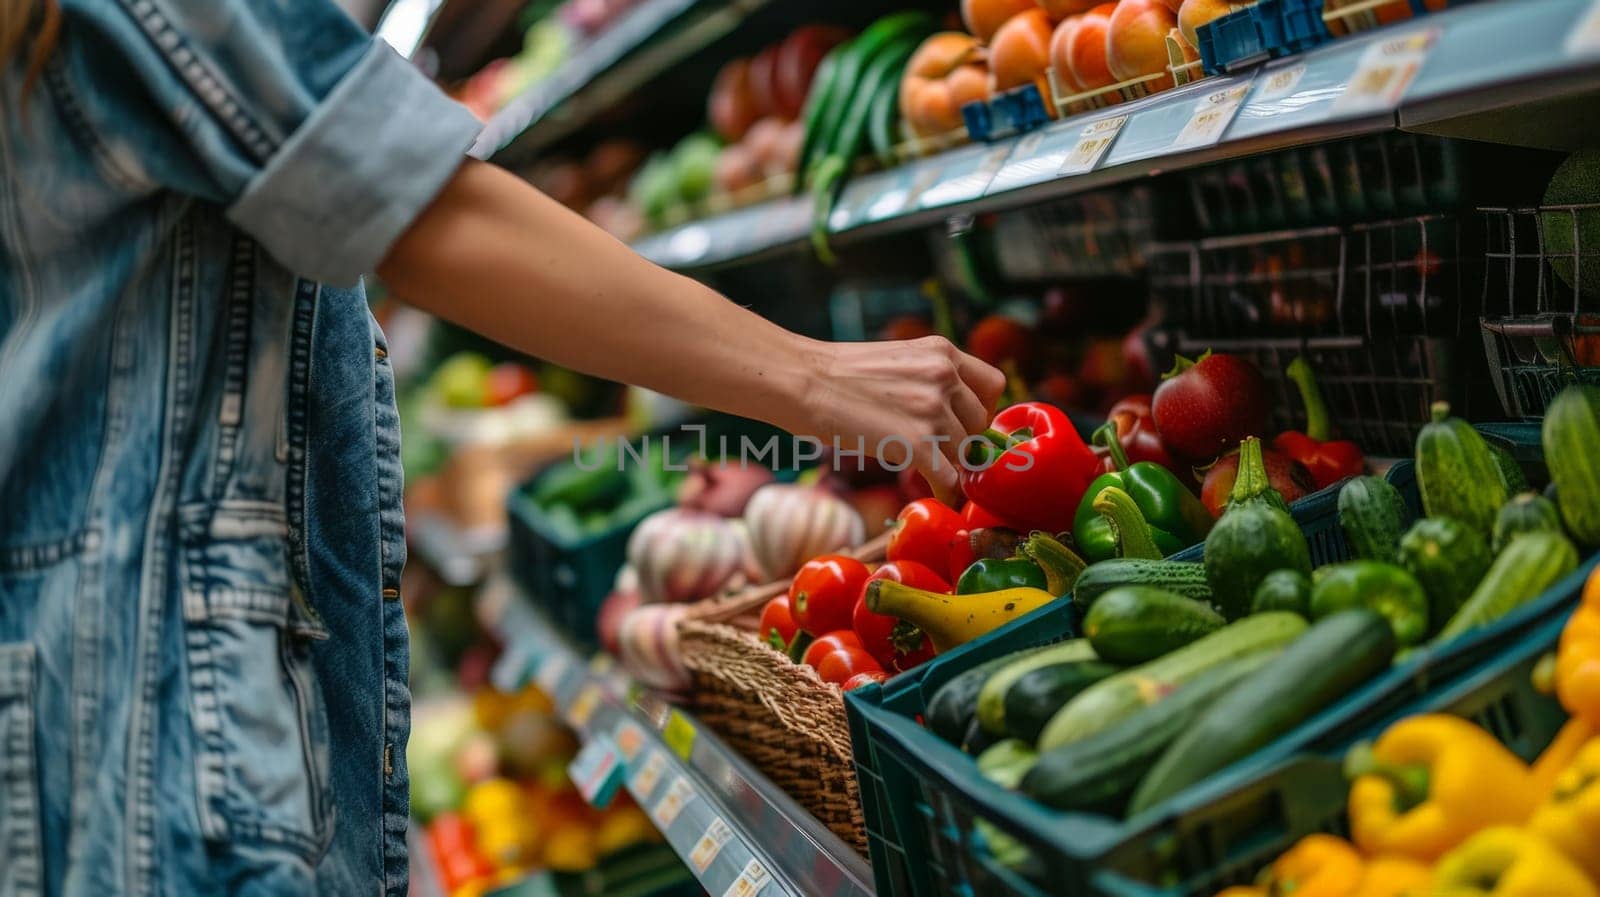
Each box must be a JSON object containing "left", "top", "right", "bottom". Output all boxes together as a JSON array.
[
  {"left": 853, "top": 561, "right": 951, "bottom": 669},
  {"left": 842, "top": 670, "right": 891, "bottom": 691},
  {"left": 758, "top": 595, "right": 800, "bottom": 652},
  {"left": 801, "top": 631, "right": 862, "bottom": 668},
  {"left": 888, "top": 498, "right": 975, "bottom": 583},
  {"left": 790, "top": 555, "right": 871, "bottom": 636},
  {"left": 815, "top": 647, "right": 883, "bottom": 685}
]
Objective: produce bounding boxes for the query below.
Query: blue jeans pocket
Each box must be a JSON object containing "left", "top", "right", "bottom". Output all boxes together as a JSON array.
[
  {"left": 0, "top": 642, "right": 42, "bottom": 897},
  {"left": 179, "top": 502, "right": 333, "bottom": 863}
]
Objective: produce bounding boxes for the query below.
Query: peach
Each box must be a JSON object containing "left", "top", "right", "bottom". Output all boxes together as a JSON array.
[
  {"left": 962, "top": 0, "right": 1038, "bottom": 44},
  {"left": 1107, "top": 0, "right": 1179, "bottom": 89},
  {"left": 907, "top": 81, "right": 963, "bottom": 135},
  {"left": 1049, "top": 16, "right": 1086, "bottom": 94},
  {"left": 1035, "top": 0, "right": 1100, "bottom": 21},
  {"left": 947, "top": 63, "right": 992, "bottom": 108},
  {"left": 901, "top": 32, "right": 980, "bottom": 110},
  {"left": 1067, "top": 3, "right": 1118, "bottom": 90},
  {"left": 1178, "top": 0, "right": 1235, "bottom": 49},
  {"left": 990, "top": 8, "right": 1054, "bottom": 91}
]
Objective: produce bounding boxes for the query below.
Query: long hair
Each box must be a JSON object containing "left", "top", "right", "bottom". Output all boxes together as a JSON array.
[{"left": 2, "top": 0, "right": 60, "bottom": 97}]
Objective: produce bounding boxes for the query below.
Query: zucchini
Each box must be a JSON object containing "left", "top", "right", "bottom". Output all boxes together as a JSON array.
[
  {"left": 799, "top": 11, "right": 933, "bottom": 186},
  {"left": 1128, "top": 610, "right": 1397, "bottom": 814},
  {"left": 962, "top": 715, "right": 1000, "bottom": 755},
  {"left": 1205, "top": 438, "right": 1313, "bottom": 619},
  {"left": 925, "top": 649, "right": 1045, "bottom": 745},
  {"left": 1338, "top": 475, "right": 1410, "bottom": 564},
  {"left": 1433, "top": 530, "right": 1578, "bottom": 643},
  {"left": 1398, "top": 517, "right": 1491, "bottom": 631},
  {"left": 1071, "top": 559, "right": 1212, "bottom": 615},
  {"left": 1036, "top": 612, "right": 1308, "bottom": 752},
  {"left": 1003, "top": 660, "right": 1121, "bottom": 743},
  {"left": 976, "top": 639, "right": 1097, "bottom": 736},
  {"left": 1252, "top": 569, "right": 1311, "bottom": 616},
  {"left": 1415, "top": 402, "right": 1507, "bottom": 537},
  {"left": 1543, "top": 385, "right": 1600, "bottom": 546},
  {"left": 1492, "top": 492, "right": 1564, "bottom": 554},
  {"left": 975, "top": 739, "right": 1037, "bottom": 790},
  {"left": 1488, "top": 442, "right": 1529, "bottom": 496},
  {"left": 1019, "top": 651, "right": 1278, "bottom": 815},
  {"left": 1083, "top": 586, "right": 1226, "bottom": 665}
]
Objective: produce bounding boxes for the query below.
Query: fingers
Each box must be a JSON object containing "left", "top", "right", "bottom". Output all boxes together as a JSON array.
[
  {"left": 915, "top": 437, "right": 961, "bottom": 499},
  {"left": 950, "top": 382, "right": 990, "bottom": 437},
  {"left": 952, "top": 347, "right": 1007, "bottom": 418}
]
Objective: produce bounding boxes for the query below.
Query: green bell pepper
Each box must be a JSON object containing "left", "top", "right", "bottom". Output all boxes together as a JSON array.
[
  {"left": 956, "top": 557, "right": 1048, "bottom": 594},
  {"left": 1309, "top": 560, "right": 1430, "bottom": 646},
  {"left": 1072, "top": 423, "right": 1214, "bottom": 563}
]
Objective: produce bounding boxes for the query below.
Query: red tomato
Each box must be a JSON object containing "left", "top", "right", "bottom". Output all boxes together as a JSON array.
[
  {"left": 888, "top": 499, "right": 975, "bottom": 583},
  {"left": 801, "top": 631, "right": 862, "bottom": 668},
  {"left": 483, "top": 362, "right": 539, "bottom": 406},
  {"left": 816, "top": 648, "right": 883, "bottom": 685},
  {"left": 758, "top": 595, "right": 800, "bottom": 652},
  {"left": 790, "top": 555, "right": 871, "bottom": 636},
  {"left": 842, "top": 670, "right": 891, "bottom": 691},
  {"left": 853, "top": 561, "right": 951, "bottom": 669}
]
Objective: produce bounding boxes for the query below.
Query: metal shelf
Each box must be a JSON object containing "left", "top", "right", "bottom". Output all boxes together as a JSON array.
[
  {"left": 625, "top": 0, "right": 1600, "bottom": 270},
  {"left": 481, "top": 577, "right": 876, "bottom": 897}
]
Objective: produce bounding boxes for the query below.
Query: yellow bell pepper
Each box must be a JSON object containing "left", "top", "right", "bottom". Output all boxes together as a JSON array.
[
  {"left": 1435, "top": 826, "right": 1599, "bottom": 897},
  {"left": 1527, "top": 736, "right": 1600, "bottom": 886},
  {"left": 1349, "top": 856, "right": 1431, "bottom": 897},
  {"left": 1254, "top": 834, "right": 1364, "bottom": 897},
  {"left": 1345, "top": 714, "right": 1539, "bottom": 861},
  {"left": 1532, "top": 718, "right": 1595, "bottom": 796},
  {"left": 1214, "top": 889, "right": 1265, "bottom": 897},
  {"left": 1559, "top": 569, "right": 1600, "bottom": 726}
]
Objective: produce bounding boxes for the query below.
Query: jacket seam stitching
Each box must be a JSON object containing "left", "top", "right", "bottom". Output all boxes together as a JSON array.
[{"left": 41, "top": 55, "right": 150, "bottom": 193}]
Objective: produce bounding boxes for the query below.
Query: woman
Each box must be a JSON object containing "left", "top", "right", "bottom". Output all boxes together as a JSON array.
[{"left": 0, "top": 1, "right": 1003, "bottom": 895}]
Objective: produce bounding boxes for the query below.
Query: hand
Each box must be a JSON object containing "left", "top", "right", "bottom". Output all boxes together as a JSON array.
[{"left": 792, "top": 336, "right": 1007, "bottom": 497}]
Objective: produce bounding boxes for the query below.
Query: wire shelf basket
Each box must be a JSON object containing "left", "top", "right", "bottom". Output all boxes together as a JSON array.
[
  {"left": 989, "top": 186, "right": 1155, "bottom": 281},
  {"left": 1479, "top": 202, "right": 1600, "bottom": 418}
]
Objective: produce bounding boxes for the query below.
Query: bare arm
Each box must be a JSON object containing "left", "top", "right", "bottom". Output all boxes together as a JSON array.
[{"left": 378, "top": 160, "right": 1005, "bottom": 492}]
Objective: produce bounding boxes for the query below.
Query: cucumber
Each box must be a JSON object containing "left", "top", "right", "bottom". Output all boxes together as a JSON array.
[
  {"left": 1544, "top": 385, "right": 1600, "bottom": 546},
  {"left": 976, "top": 639, "right": 1097, "bottom": 736},
  {"left": 1002, "top": 660, "right": 1121, "bottom": 743},
  {"left": 1128, "top": 610, "right": 1397, "bottom": 814},
  {"left": 1433, "top": 530, "right": 1578, "bottom": 643},
  {"left": 1019, "top": 651, "right": 1278, "bottom": 815},
  {"left": 976, "top": 739, "right": 1037, "bottom": 790},
  {"left": 1488, "top": 442, "right": 1529, "bottom": 497},
  {"left": 794, "top": 43, "right": 849, "bottom": 194},
  {"left": 867, "top": 78, "right": 901, "bottom": 169},
  {"left": 1415, "top": 402, "right": 1507, "bottom": 537},
  {"left": 1338, "top": 475, "right": 1410, "bottom": 564},
  {"left": 1308, "top": 560, "right": 1429, "bottom": 646},
  {"left": 1492, "top": 492, "right": 1564, "bottom": 554},
  {"left": 802, "top": 11, "right": 934, "bottom": 186},
  {"left": 1036, "top": 612, "right": 1308, "bottom": 752},
  {"left": 926, "top": 649, "right": 1044, "bottom": 745},
  {"left": 1083, "top": 586, "right": 1226, "bottom": 665},
  {"left": 1252, "top": 569, "right": 1311, "bottom": 616},
  {"left": 962, "top": 715, "right": 1000, "bottom": 755},
  {"left": 1398, "top": 517, "right": 1491, "bottom": 631},
  {"left": 1071, "top": 560, "right": 1213, "bottom": 615}
]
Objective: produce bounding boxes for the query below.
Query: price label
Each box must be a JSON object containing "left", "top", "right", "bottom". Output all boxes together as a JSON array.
[
  {"left": 1171, "top": 83, "right": 1251, "bottom": 150},
  {"left": 567, "top": 684, "right": 602, "bottom": 730},
  {"left": 662, "top": 709, "right": 697, "bottom": 761},
  {"left": 490, "top": 643, "right": 539, "bottom": 693},
  {"left": 567, "top": 735, "right": 623, "bottom": 808},
  {"left": 1332, "top": 28, "right": 1438, "bottom": 115},
  {"left": 1058, "top": 116, "right": 1128, "bottom": 176},
  {"left": 1570, "top": 0, "right": 1600, "bottom": 55},
  {"left": 1255, "top": 64, "right": 1307, "bottom": 103},
  {"left": 535, "top": 654, "right": 570, "bottom": 696},
  {"left": 722, "top": 859, "right": 772, "bottom": 897},
  {"left": 651, "top": 775, "right": 696, "bottom": 829},
  {"left": 629, "top": 748, "right": 668, "bottom": 797},
  {"left": 613, "top": 719, "right": 646, "bottom": 763},
  {"left": 687, "top": 816, "right": 735, "bottom": 873}
]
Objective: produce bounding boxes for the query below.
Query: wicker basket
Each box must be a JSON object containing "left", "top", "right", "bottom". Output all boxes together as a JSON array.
[{"left": 675, "top": 534, "right": 890, "bottom": 854}]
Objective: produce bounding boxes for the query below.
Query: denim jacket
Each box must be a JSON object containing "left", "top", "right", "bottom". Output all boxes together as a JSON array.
[{"left": 0, "top": 2, "right": 480, "bottom": 894}]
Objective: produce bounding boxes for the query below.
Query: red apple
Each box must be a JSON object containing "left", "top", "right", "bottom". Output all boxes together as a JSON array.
[
  {"left": 775, "top": 25, "right": 851, "bottom": 119},
  {"left": 747, "top": 45, "right": 782, "bottom": 120},
  {"left": 709, "top": 58, "right": 759, "bottom": 142},
  {"left": 1152, "top": 352, "right": 1271, "bottom": 462}
]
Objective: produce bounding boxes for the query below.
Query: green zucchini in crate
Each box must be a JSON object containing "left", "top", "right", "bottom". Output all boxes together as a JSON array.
[
  {"left": 974, "top": 640, "right": 1098, "bottom": 736},
  {"left": 926, "top": 651, "right": 1036, "bottom": 745},
  {"left": 1415, "top": 402, "right": 1509, "bottom": 537},
  {"left": 1037, "top": 612, "right": 1307, "bottom": 752},
  {"left": 1399, "top": 517, "right": 1492, "bottom": 633},
  {"left": 1082, "top": 586, "right": 1226, "bottom": 664},
  {"left": 1070, "top": 559, "right": 1212, "bottom": 613},
  {"left": 1493, "top": 492, "right": 1565, "bottom": 553},
  {"left": 1002, "top": 660, "right": 1121, "bottom": 743},
  {"left": 1543, "top": 385, "right": 1600, "bottom": 546},
  {"left": 1432, "top": 530, "right": 1579, "bottom": 643},
  {"left": 1338, "top": 475, "right": 1410, "bottom": 563},
  {"left": 1129, "top": 609, "right": 1398, "bottom": 814}
]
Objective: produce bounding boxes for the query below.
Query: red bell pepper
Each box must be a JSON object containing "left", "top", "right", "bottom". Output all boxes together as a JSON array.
[
  {"left": 961, "top": 402, "right": 1100, "bottom": 534},
  {"left": 888, "top": 498, "right": 975, "bottom": 582},
  {"left": 1273, "top": 356, "right": 1364, "bottom": 489},
  {"left": 961, "top": 500, "right": 1023, "bottom": 532}
]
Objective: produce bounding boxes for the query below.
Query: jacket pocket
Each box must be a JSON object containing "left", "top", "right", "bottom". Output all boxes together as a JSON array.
[
  {"left": 0, "top": 643, "right": 43, "bottom": 897},
  {"left": 178, "top": 502, "right": 332, "bottom": 862}
]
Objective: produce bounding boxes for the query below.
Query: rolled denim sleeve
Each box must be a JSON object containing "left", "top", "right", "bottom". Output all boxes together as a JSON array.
[{"left": 58, "top": 0, "right": 482, "bottom": 285}]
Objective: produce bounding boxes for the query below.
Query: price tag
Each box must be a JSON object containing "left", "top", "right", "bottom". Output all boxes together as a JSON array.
[
  {"left": 535, "top": 654, "right": 570, "bottom": 696},
  {"left": 629, "top": 748, "right": 668, "bottom": 797},
  {"left": 722, "top": 859, "right": 772, "bottom": 897},
  {"left": 613, "top": 719, "right": 646, "bottom": 763},
  {"left": 567, "top": 684, "right": 603, "bottom": 730},
  {"left": 1171, "top": 82, "right": 1251, "bottom": 150},
  {"left": 687, "top": 816, "right": 735, "bottom": 873},
  {"left": 1255, "top": 64, "right": 1307, "bottom": 103},
  {"left": 1058, "top": 116, "right": 1128, "bottom": 176},
  {"left": 1570, "top": 0, "right": 1600, "bottom": 55},
  {"left": 1332, "top": 28, "right": 1438, "bottom": 115},
  {"left": 650, "top": 775, "right": 696, "bottom": 829},
  {"left": 662, "top": 708, "right": 697, "bottom": 761},
  {"left": 489, "top": 643, "right": 539, "bottom": 693},
  {"left": 567, "top": 734, "right": 623, "bottom": 808}
]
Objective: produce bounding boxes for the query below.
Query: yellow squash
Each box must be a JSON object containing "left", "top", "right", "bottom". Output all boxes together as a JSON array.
[{"left": 864, "top": 579, "right": 1056, "bottom": 652}]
